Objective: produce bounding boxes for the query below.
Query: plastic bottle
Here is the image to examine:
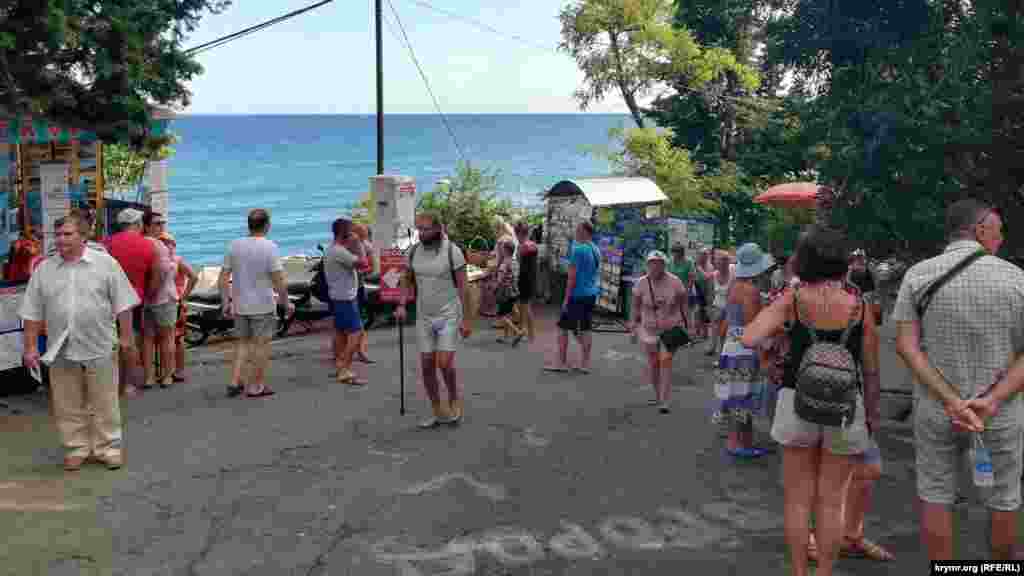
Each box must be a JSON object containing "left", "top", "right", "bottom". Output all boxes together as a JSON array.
[{"left": 973, "top": 434, "right": 995, "bottom": 488}]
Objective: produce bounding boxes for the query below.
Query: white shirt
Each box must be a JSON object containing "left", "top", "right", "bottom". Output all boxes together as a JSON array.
[
  {"left": 223, "top": 236, "right": 283, "bottom": 316},
  {"left": 20, "top": 248, "right": 139, "bottom": 363},
  {"left": 411, "top": 239, "right": 466, "bottom": 319}
]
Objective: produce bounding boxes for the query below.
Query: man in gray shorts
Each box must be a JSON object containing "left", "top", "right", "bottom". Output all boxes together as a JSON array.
[
  {"left": 894, "top": 199, "right": 1024, "bottom": 561},
  {"left": 219, "top": 209, "right": 294, "bottom": 398}
]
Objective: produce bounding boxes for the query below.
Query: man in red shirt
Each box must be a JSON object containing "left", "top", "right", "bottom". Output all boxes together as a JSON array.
[{"left": 107, "top": 208, "right": 158, "bottom": 397}]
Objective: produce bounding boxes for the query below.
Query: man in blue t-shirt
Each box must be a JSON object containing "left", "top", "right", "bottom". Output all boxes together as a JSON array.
[{"left": 545, "top": 221, "right": 601, "bottom": 373}]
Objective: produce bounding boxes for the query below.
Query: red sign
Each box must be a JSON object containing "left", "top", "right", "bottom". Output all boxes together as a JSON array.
[
  {"left": 379, "top": 249, "right": 407, "bottom": 304},
  {"left": 398, "top": 183, "right": 415, "bottom": 197}
]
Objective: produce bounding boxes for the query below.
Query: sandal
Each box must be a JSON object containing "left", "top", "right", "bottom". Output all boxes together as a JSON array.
[
  {"left": 247, "top": 387, "right": 276, "bottom": 398},
  {"left": 543, "top": 365, "right": 569, "bottom": 373},
  {"left": 727, "top": 447, "right": 771, "bottom": 459},
  {"left": 841, "top": 537, "right": 894, "bottom": 562},
  {"left": 226, "top": 385, "right": 243, "bottom": 398}
]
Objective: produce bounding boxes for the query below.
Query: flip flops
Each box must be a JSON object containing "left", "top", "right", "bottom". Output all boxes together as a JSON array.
[
  {"left": 543, "top": 365, "right": 570, "bottom": 373},
  {"left": 727, "top": 447, "right": 771, "bottom": 459},
  {"left": 226, "top": 385, "right": 243, "bottom": 398}
]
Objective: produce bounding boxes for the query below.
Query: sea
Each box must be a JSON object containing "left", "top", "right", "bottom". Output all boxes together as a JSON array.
[{"left": 154, "top": 114, "right": 630, "bottom": 265}]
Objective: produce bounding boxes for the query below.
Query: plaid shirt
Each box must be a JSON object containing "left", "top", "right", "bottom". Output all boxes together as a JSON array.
[{"left": 892, "top": 240, "right": 1024, "bottom": 425}]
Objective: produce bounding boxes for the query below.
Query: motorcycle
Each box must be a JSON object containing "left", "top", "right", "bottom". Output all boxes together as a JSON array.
[
  {"left": 279, "top": 244, "right": 381, "bottom": 336},
  {"left": 183, "top": 278, "right": 298, "bottom": 348}
]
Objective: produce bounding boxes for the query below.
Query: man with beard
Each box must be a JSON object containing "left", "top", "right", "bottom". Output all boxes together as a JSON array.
[{"left": 395, "top": 212, "right": 471, "bottom": 428}]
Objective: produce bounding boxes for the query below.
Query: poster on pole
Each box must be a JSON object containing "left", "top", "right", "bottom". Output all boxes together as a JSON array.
[
  {"left": 0, "top": 284, "right": 25, "bottom": 372},
  {"left": 39, "top": 163, "right": 70, "bottom": 256},
  {"left": 379, "top": 249, "right": 406, "bottom": 304}
]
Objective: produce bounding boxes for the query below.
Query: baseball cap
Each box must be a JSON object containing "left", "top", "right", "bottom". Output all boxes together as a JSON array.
[
  {"left": 117, "top": 208, "right": 143, "bottom": 225},
  {"left": 646, "top": 250, "right": 668, "bottom": 263}
]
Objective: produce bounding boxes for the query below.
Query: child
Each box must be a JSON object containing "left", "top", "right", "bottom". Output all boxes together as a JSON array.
[{"left": 495, "top": 240, "right": 523, "bottom": 344}]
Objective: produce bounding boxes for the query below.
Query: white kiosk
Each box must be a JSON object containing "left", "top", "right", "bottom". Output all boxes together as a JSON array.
[{"left": 370, "top": 174, "right": 417, "bottom": 269}]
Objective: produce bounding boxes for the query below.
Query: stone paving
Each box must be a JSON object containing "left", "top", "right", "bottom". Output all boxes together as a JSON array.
[{"left": 0, "top": 308, "right": 1009, "bottom": 575}]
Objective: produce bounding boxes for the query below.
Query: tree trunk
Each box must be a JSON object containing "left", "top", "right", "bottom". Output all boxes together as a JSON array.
[{"left": 608, "top": 31, "right": 644, "bottom": 129}]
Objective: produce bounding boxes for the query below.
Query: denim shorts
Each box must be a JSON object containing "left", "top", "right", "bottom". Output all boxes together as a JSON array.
[
  {"left": 332, "top": 299, "right": 363, "bottom": 334},
  {"left": 770, "top": 388, "right": 872, "bottom": 456}
]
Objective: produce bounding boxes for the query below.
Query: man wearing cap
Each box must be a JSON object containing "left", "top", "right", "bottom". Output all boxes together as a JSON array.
[{"left": 107, "top": 207, "right": 158, "bottom": 397}]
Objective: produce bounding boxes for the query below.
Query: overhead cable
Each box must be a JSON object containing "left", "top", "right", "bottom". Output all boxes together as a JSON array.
[
  {"left": 404, "top": 0, "right": 556, "bottom": 53},
  {"left": 384, "top": 0, "right": 467, "bottom": 163},
  {"left": 184, "top": 0, "right": 336, "bottom": 57}
]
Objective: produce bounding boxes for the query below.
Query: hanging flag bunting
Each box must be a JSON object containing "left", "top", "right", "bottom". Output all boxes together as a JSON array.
[{"left": 0, "top": 115, "right": 172, "bottom": 145}]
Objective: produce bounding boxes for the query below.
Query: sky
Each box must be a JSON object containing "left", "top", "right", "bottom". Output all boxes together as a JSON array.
[{"left": 182, "top": 0, "right": 631, "bottom": 115}]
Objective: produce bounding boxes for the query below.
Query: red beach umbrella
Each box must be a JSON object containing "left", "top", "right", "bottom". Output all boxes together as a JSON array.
[{"left": 754, "top": 182, "right": 832, "bottom": 210}]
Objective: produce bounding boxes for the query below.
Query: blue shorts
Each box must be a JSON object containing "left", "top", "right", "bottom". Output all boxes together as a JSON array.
[
  {"left": 558, "top": 295, "right": 597, "bottom": 334},
  {"left": 332, "top": 299, "right": 363, "bottom": 333}
]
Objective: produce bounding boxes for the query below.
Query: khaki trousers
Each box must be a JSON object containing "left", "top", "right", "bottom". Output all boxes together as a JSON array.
[{"left": 49, "top": 355, "right": 122, "bottom": 459}]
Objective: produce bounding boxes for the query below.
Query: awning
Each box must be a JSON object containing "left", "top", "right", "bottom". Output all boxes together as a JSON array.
[
  {"left": 0, "top": 115, "right": 172, "bottom": 145},
  {"left": 546, "top": 177, "right": 668, "bottom": 207}
]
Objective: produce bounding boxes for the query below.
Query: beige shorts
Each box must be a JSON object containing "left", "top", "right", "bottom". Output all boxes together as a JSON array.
[
  {"left": 236, "top": 313, "right": 277, "bottom": 341},
  {"left": 417, "top": 315, "right": 459, "bottom": 354},
  {"left": 770, "top": 387, "right": 871, "bottom": 456}
]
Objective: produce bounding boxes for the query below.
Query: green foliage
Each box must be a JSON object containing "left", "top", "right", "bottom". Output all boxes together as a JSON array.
[
  {"left": 597, "top": 126, "right": 714, "bottom": 213},
  {"left": 558, "top": 0, "right": 758, "bottom": 127},
  {"left": 102, "top": 133, "right": 178, "bottom": 192},
  {"left": 416, "top": 162, "right": 515, "bottom": 251},
  {"left": 0, "top": 0, "right": 230, "bottom": 146},
  {"left": 351, "top": 163, "right": 544, "bottom": 249}
]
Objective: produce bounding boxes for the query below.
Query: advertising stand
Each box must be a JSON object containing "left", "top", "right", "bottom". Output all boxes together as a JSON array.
[
  {"left": 0, "top": 109, "right": 175, "bottom": 393},
  {"left": 544, "top": 177, "right": 670, "bottom": 333}
]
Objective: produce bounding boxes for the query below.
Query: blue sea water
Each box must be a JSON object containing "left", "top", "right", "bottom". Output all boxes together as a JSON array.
[{"left": 165, "top": 114, "right": 630, "bottom": 265}]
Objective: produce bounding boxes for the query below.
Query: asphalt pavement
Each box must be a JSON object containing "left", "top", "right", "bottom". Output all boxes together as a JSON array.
[{"left": 0, "top": 307, "right": 1009, "bottom": 575}]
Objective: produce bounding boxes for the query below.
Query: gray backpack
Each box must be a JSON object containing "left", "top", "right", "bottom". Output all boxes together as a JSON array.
[{"left": 792, "top": 289, "right": 864, "bottom": 428}]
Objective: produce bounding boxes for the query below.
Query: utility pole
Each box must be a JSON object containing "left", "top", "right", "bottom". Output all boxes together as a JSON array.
[{"left": 376, "top": 0, "right": 384, "bottom": 176}]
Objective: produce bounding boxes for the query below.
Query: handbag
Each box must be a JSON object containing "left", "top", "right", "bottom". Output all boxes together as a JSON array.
[{"left": 648, "top": 277, "right": 690, "bottom": 352}]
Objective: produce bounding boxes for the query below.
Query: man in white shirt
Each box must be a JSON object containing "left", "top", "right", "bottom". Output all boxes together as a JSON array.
[
  {"left": 20, "top": 213, "right": 139, "bottom": 471},
  {"left": 218, "top": 209, "right": 294, "bottom": 398}
]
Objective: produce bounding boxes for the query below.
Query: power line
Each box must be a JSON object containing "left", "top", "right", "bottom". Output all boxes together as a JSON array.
[
  {"left": 184, "top": 0, "right": 335, "bottom": 57},
  {"left": 383, "top": 0, "right": 467, "bottom": 163},
  {"left": 403, "top": 0, "right": 557, "bottom": 53}
]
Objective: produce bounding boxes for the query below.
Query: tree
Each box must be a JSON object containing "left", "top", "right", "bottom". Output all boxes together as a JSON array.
[
  {"left": 595, "top": 126, "right": 714, "bottom": 213},
  {"left": 102, "top": 134, "right": 178, "bottom": 195},
  {"left": 558, "top": 0, "right": 757, "bottom": 128},
  {"left": 0, "top": 0, "right": 230, "bottom": 145}
]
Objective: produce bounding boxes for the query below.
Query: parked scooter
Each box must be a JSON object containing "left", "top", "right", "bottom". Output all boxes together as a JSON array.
[
  {"left": 280, "top": 244, "right": 381, "bottom": 335},
  {"left": 183, "top": 278, "right": 295, "bottom": 348}
]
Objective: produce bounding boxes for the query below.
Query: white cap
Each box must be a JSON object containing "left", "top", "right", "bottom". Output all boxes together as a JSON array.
[{"left": 117, "top": 208, "right": 143, "bottom": 225}]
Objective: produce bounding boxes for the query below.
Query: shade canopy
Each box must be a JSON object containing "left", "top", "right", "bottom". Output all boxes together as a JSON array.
[
  {"left": 546, "top": 177, "right": 668, "bottom": 208},
  {"left": 754, "top": 182, "right": 831, "bottom": 209}
]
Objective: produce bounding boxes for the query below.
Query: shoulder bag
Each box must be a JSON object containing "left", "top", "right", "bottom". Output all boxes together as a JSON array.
[{"left": 649, "top": 276, "right": 690, "bottom": 353}]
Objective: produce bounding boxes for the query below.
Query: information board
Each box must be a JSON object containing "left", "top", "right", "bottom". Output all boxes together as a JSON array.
[
  {"left": 379, "top": 248, "right": 406, "bottom": 304},
  {"left": 0, "top": 284, "right": 25, "bottom": 372}
]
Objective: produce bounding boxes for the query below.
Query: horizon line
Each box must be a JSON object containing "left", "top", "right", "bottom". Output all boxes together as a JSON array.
[{"left": 176, "top": 112, "right": 631, "bottom": 117}]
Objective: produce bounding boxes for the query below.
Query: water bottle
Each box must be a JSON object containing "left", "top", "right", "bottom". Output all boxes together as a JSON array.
[{"left": 973, "top": 434, "right": 995, "bottom": 488}]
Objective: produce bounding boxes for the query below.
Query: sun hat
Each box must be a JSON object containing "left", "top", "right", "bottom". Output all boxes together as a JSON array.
[
  {"left": 116, "top": 208, "right": 143, "bottom": 225},
  {"left": 646, "top": 250, "right": 668, "bottom": 263},
  {"left": 734, "top": 243, "right": 775, "bottom": 279}
]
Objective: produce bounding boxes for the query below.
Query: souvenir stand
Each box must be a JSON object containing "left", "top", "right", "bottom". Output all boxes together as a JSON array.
[
  {"left": 543, "top": 177, "right": 670, "bottom": 333},
  {"left": 0, "top": 109, "right": 175, "bottom": 393}
]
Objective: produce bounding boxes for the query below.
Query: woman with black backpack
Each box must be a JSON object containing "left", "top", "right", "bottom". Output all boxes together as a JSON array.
[{"left": 742, "top": 227, "right": 881, "bottom": 576}]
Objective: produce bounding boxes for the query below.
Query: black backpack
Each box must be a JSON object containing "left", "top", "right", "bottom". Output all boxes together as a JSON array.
[{"left": 792, "top": 289, "right": 864, "bottom": 428}]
